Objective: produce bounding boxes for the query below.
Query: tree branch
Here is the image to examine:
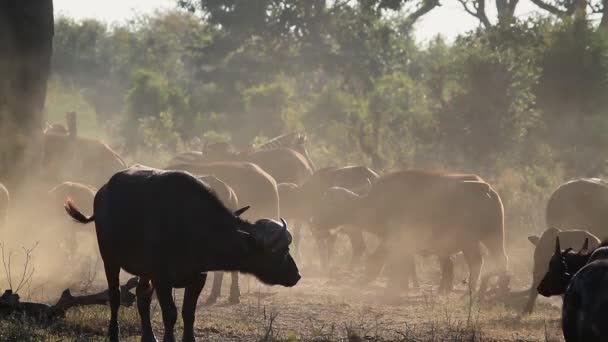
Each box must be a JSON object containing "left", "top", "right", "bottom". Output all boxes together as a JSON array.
[
  {"left": 406, "top": 0, "right": 441, "bottom": 26},
  {"left": 457, "top": 0, "right": 491, "bottom": 27},
  {"left": 528, "top": 0, "right": 568, "bottom": 15}
]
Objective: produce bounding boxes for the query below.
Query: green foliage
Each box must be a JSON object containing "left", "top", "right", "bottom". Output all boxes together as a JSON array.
[
  {"left": 48, "top": 8, "right": 608, "bottom": 182},
  {"left": 536, "top": 18, "right": 608, "bottom": 175},
  {"left": 437, "top": 20, "right": 542, "bottom": 171}
]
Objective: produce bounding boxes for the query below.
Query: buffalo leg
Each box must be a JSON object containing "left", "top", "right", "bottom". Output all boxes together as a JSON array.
[
  {"left": 364, "top": 239, "right": 389, "bottom": 282},
  {"left": 325, "top": 233, "right": 338, "bottom": 269},
  {"left": 464, "top": 246, "right": 484, "bottom": 292},
  {"left": 438, "top": 256, "right": 454, "bottom": 294},
  {"left": 523, "top": 286, "right": 538, "bottom": 314},
  {"left": 312, "top": 230, "right": 329, "bottom": 270},
  {"left": 206, "top": 272, "right": 223, "bottom": 304},
  {"left": 523, "top": 269, "right": 542, "bottom": 314},
  {"left": 228, "top": 271, "right": 240, "bottom": 304},
  {"left": 104, "top": 263, "right": 121, "bottom": 342},
  {"left": 344, "top": 226, "right": 365, "bottom": 268},
  {"left": 405, "top": 254, "right": 419, "bottom": 290},
  {"left": 136, "top": 277, "right": 157, "bottom": 342},
  {"left": 182, "top": 274, "right": 207, "bottom": 342},
  {"left": 153, "top": 281, "right": 177, "bottom": 342}
]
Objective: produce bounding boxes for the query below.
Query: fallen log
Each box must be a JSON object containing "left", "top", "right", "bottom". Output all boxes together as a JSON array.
[{"left": 0, "top": 276, "right": 138, "bottom": 322}]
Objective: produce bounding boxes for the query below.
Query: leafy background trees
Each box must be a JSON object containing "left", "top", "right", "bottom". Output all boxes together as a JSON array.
[{"left": 47, "top": 1, "right": 608, "bottom": 218}]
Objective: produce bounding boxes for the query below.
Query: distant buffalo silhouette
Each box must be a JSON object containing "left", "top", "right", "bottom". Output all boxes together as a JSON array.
[
  {"left": 312, "top": 170, "right": 507, "bottom": 293},
  {"left": 546, "top": 178, "right": 608, "bottom": 240},
  {"left": 43, "top": 131, "right": 127, "bottom": 188}
]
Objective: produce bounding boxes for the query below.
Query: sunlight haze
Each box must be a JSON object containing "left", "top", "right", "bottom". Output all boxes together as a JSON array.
[{"left": 52, "top": 0, "right": 530, "bottom": 42}]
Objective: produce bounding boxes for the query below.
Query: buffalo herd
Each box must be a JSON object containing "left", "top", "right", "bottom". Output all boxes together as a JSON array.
[{"left": 2, "top": 128, "right": 608, "bottom": 341}]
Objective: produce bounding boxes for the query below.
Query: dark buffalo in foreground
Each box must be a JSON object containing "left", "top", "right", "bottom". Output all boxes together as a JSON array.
[
  {"left": 523, "top": 227, "right": 600, "bottom": 314},
  {"left": 312, "top": 170, "right": 507, "bottom": 293},
  {"left": 546, "top": 179, "right": 608, "bottom": 240},
  {"left": 64, "top": 167, "right": 300, "bottom": 342},
  {"left": 536, "top": 237, "right": 608, "bottom": 298},
  {"left": 560, "top": 243, "right": 608, "bottom": 341}
]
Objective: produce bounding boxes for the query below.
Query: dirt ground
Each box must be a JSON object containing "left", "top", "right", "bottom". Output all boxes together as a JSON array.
[{"left": 0, "top": 232, "right": 567, "bottom": 342}]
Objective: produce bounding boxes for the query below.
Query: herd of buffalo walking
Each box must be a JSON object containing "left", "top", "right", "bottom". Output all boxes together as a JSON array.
[{"left": 1, "top": 122, "right": 607, "bottom": 341}]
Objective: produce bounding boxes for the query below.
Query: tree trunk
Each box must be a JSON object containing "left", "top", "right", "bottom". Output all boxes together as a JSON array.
[
  {"left": 600, "top": 0, "right": 608, "bottom": 31},
  {"left": 0, "top": 0, "right": 54, "bottom": 187}
]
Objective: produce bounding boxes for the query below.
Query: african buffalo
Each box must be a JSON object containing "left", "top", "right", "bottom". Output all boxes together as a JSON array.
[
  {"left": 197, "top": 142, "right": 313, "bottom": 185},
  {"left": 278, "top": 166, "right": 380, "bottom": 268},
  {"left": 64, "top": 167, "right": 300, "bottom": 342},
  {"left": 562, "top": 258, "right": 608, "bottom": 342},
  {"left": 167, "top": 162, "right": 279, "bottom": 221},
  {"left": 536, "top": 237, "right": 608, "bottom": 298},
  {"left": 312, "top": 170, "right": 507, "bottom": 293},
  {"left": 546, "top": 179, "right": 608, "bottom": 240},
  {"left": 524, "top": 227, "right": 600, "bottom": 313},
  {"left": 43, "top": 131, "right": 127, "bottom": 188},
  {"left": 536, "top": 236, "right": 608, "bottom": 341}
]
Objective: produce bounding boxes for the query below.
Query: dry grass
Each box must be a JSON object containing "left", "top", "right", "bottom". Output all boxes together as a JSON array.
[{"left": 0, "top": 251, "right": 566, "bottom": 342}]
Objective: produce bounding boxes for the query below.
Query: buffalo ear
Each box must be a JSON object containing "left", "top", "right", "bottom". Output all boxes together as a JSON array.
[
  {"left": 234, "top": 206, "right": 251, "bottom": 217},
  {"left": 528, "top": 236, "right": 540, "bottom": 246}
]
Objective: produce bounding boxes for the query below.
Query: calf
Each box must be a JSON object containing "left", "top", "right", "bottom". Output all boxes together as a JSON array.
[
  {"left": 65, "top": 167, "right": 300, "bottom": 342},
  {"left": 524, "top": 227, "right": 600, "bottom": 313}
]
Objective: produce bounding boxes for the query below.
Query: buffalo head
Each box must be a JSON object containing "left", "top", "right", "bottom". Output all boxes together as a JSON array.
[
  {"left": 537, "top": 237, "right": 580, "bottom": 297},
  {"left": 237, "top": 213, "right": 300, "bottom": 287}
]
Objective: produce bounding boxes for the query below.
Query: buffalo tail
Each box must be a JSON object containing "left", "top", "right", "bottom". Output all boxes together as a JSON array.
[{"left": 64, "top": 198, "right": 95, "bottom": 224}]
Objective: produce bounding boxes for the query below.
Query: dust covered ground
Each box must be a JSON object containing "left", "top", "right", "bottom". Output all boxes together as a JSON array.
[{"left": 0, "top": 228, "right": 567, "bottom": 342}]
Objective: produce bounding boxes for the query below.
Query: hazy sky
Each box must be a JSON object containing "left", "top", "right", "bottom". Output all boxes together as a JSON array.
[{"left": 53, "top": 0, "right": 542, "bottom": 43}]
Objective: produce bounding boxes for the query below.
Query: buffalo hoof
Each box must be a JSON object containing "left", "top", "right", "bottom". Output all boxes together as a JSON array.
[
  {"left": 141, "top": 333, "right": 158, "bottom": 342},
  {"left": 109, "top": 324, "right": 120, "bottom": 342},
  {"left": 162, "top": 333, "right": 176, "bottom": 342},
  {"left": 205, "top": 294, "right": 219, "bottom": 305},
  {"left": 182, "top": 333, "right": 196, "bottom": 342},
  {"left": 228, "top": 295, "right": 240, "bottom": 305},
  {"left": 522, "top": 302, "right": 535, "bottom": 315}
]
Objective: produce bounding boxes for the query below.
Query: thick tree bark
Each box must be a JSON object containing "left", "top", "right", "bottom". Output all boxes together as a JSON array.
[{"left": 0, "top": 0, "right": 54, "bottom": 187}]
